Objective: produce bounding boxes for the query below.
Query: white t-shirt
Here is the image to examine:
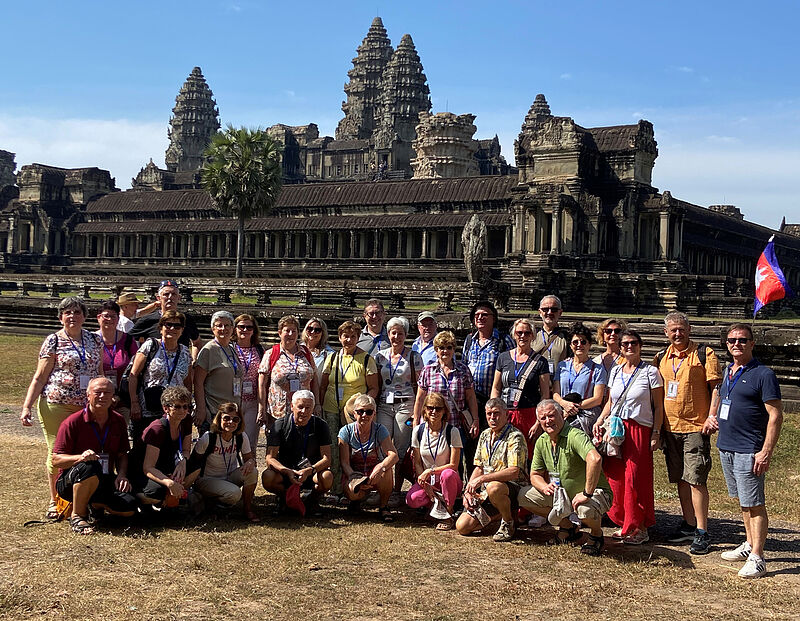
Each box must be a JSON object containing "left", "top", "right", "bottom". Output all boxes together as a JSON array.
[
  {"left": 118, "top": 315, "right": 134, "bottom": 334},
  {"left": 607, "top": 363, "right": 663, "bottom": 427},
  {"left": 194, "top": 431, "right": 252, "bottom": 478},
  {"left": 411, "top": 422, "right": 463, "bottom": 468}
]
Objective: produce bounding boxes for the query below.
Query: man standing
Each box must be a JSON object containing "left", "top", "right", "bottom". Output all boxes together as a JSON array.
[
  {"left": 518, "top": 400, "right": 613, "bottom": 556},
  {"left": 51, "top": 378, "right": 137, "bottom": 534},
  {"left": 130, "top": 280, "right": 202, "bottom": 355},
  {"left": 532, "top": 295, "right": 569, "bottom": 376},
  {"left": 116, "top": 291, "right": 140, "bottom": 334},
  {"left": 262, "top": 390, "right": 333, "bottom": 516},
  {"left": 655, "top": 312, "right": 721, "bottom": 554},
  {"left": 357, "top": 298, "right": 390, "bottom": 357},
  {"left": 455, "top": 398, "right": 528, "bottom": 542},
  {"left": 704, "top": 323, "right": 783, "bottom": 579},
  {"left": 412, "top": 311, "right": 438, "bottom": 367}
]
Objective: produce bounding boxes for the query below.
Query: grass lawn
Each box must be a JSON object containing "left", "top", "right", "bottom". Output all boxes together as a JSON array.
[{"left": 1, "top": 336, "right": 799, "bottom": 620}]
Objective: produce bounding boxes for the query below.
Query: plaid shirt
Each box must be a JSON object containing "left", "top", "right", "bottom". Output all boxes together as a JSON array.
[
  {"left": 461, "top": 328, "right": 515, "bottom": 397},
  {"left": 418, "top": 361, "right": 474, "bottom": 427}
]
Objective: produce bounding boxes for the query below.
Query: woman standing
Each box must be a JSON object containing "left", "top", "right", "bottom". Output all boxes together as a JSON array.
[
  {"left": 233, "top": 313, "right": 264, "bottom": 450},
  {"left": 593, "top": 318, "right": 628, "bottom": 376},
  {"left": 95, "top": 300, "right": 138, "bottom": 407},
  {"left": 490, "top": 318, "right": 550, "bottom": 456},
  {"left": 20, "top": 296, "right": 103, "bottom": 518},
  {"left": 553, "top": 322, "right": 607, "bottom": 436},
  {"left": 592, "top": 329, "right": 664, "bottom": 545},
  {"left": 375, "top": 317, "right": 423, "bottom": 498},
  {"left": 258, "top": 315, "right": 319, "bottom": 427},
  {"left": 302, "top": 317, "right": 335, "bottom": 384},
  {"left": 128, "top": 310, "right": 193, "bottom": 447},
  {"left": 195, "top": 311, "right": 243, "bottom": 434}
]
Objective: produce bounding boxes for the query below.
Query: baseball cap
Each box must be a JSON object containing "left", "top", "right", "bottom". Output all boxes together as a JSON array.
[{"left": 417, "top": 311, "right": 436, "bottom": 323}]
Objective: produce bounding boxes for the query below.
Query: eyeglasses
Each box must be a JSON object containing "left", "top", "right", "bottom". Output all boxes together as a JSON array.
[
  {"left": 213, "top": 324, "right": 232, "bottom": 330},
  {"left": 604, "top": 327, "right": 622, "bottom": 335},
  {"left": 571, "top": 339, "right": 588, "bottom": 346},
  {"left": 306, "top": 327, "right": 322, "bottom": 334},
  {"left": 436, "top": 345, "right": 454, "bottom": 351},
  {"left": 236, "top": 324, "right": 254, "bottom": 331},
  {"left": 354, "top": 409, "right": 374, "bottom": 416},
  {"left": 540, "top": 307, "right": 560, "bottom": 314},
  {"left": 726, "top": 337, "right": 751, "bottom": 345},
  {"left": 364, "top": 311, "right": 383, "bottom": 318},
  {"left": 169, "top": 403, "right": 191, "bottom": 410},
  {"left": 163, "top": 323, "right": 184, "bottom": 329},
  {"left": 620, "top": 341, "right": 640, "bottom": 348},
  {"left": 98, "top": 313, "right": 117, "bottom": 321},
  {"left": 473, "top": 312, "right": 491, "bottom": 319},
  {"left": 515, "top": 331, "right": 533, "bottom": 337},
  {"left": 221, "top": 415, "right": 241, "bottom": 423},
  {"left": 425, "top": 405, "right": 445, "bottom": 412}
]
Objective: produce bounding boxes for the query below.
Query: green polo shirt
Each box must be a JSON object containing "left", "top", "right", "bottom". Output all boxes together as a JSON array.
[{"left": 531, "top": 424, "right": 612, "bottom": 501}]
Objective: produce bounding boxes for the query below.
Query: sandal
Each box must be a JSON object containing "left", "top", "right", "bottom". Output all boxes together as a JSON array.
[
  {"left": 611, "top": 529, "right": 625, "bottom": 540},
  {"left": 546, "top": 526, "right": 582, "bottom": 546},
  {"left": 45, "top": 500, "right": 60, "bottom": 521},
  {"left": 581, "top": 534, "right": 604, "bottom": 556},
  {"left": 68, "top": 515, "right": 95, "bottom": 535},
  {"left": 436, "top": 518, "right": 455, "bottom": 531},
  {"left": 379, "top": 507, "right": 394, "bottom": 523}
]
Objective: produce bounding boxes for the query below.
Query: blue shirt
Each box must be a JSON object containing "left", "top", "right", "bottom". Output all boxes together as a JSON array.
[
  {"left": 461, "top": 328, "right": 515, "bottom": 397},
  {"left": 412, "top": 335, "right": 437, "bottom": 367},
  {"left": 357, "top": 326, "right": 390, "bottom": 357},
  {"left": 555, "top": 359, "right": 608, "bottom": 416},
  {"left": 717, "top": 359, "right": 781, "bottom": 454}
]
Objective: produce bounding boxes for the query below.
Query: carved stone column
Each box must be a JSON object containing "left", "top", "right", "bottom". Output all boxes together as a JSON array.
[
  {"left": 550, "top": 208, "right": 560, "bottom": 255},
  {"left": 421, "top": 229, "right": 428, "bottom": 259},
  {"left": 327, "top": 231, "right": 333, "bottom": 258},
  {"left": 305, "top": 231, "right": 313, "bottom": 258},
  {"left": 659, "top": 211, "right": 670, "bottom": 260},
  {"left": 373, "top": 229, "right": 380, "bottom": 258},
  {"left": 284, "top": 232, "right": 291, "bottom": 258},
  {"left": 6, "top": 217, "right": 16, "bottom": 254},
  {"left": 446, "top": 230, "right": 454, "bottom": 259},
  {"left": 349, "top": 230, "right": 356, "bottom": 258},
  {"left": 396, "top": 231, "right": 403, "bottom": 258}
]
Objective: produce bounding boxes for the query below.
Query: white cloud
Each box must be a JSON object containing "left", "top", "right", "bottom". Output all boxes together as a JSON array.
[
  {"left": 705, "top": 135, "right": 739, "bottom": 144},
  {"left": 671, "top": 65, "right": 694, "bottom": 73},
  {"left": 559, "top": 73, "right": 572, "bottom": 80}
]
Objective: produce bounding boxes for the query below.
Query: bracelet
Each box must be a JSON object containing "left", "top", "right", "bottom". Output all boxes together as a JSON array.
[{"left": 651, "top": 430, "right": 660, "bottom": 436}]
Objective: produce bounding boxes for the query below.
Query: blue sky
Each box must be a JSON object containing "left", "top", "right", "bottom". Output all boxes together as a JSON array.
[{"left": 1, "top": 0, "right": 798, "bottom": 228}]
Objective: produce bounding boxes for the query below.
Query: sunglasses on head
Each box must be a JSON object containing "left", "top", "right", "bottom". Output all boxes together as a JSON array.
[
  {"left": 306, "top": 327, "right": 322, "bottom": 334},
  {"left": 620, "top": 340, "right": 640, "bottom": 348},
  {"left": 354, "top": 408, "right": 374, "bottom": 416},
  {"left": 604, "top": 327, "right": 622, "bottom": 335},
  {"left": 221, "top": 415, "right": 240, "bottom": 423},
  {"left": 726, "top": 337, "right": 751, "bottom": 345}
]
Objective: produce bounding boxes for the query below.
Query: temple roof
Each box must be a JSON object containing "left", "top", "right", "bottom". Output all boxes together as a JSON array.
[{"left": 586, "top": 124, "right": 640, "bottom": 152}]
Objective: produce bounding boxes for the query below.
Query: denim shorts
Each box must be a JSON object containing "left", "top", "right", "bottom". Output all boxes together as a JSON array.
[{"left": 719, "top": 450, "right": 765, "bottom": 508}]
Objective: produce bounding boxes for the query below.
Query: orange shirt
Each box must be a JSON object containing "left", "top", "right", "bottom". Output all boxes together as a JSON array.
[{"left": 656, "top": 340, "right": 721, "bottom": 433}]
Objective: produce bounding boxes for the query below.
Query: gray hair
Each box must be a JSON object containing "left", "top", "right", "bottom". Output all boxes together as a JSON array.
[
  {"left": 664, "top": 311, "right": 689, "bottom": 327},
  {"left": 353, "top": 394, "right": 377, "bottom": 410},
  {"left": 386, "top": 316, "right": 409, "bottom": 335},
  {"left": 210, "top": 310, "right": 235, "bottom": 328},
  {"left": 292, "top": 389, "right": 316, "bottom": 405},
  {"left": 58, "top": 296, "right": 88, "bottom": 318},
  {"left": 539, "top": 295, "right": 562, "bottom": 310},
  {"left": 484, "top": 397, "right": 508, "bottom": 413},
  {"left": 536, "top": 399, "right": 563, "bottom": 416}
]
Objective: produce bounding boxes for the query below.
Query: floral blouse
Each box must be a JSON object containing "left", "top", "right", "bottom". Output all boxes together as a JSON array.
[
  {"left": 137, "top": 338, "right": 192, "bottom": 417},
  {"left": 259, "top": 346, "right": 316, "bottom": 419},
  {"left": 39, "top": 330, "right": 103, "bottom": 406}
]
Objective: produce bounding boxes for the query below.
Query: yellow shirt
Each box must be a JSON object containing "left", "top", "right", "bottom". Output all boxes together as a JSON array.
[
  {"left": 322, "top": 349, "right": 377, "bottom": 414},
  {"left": 656, "top": 340, "right": 721, "bottom": 433}
]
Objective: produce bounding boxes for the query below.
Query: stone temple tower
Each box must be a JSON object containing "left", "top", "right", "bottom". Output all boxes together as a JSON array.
[
  {"left": 336, "top": 17, "right": 393, "bottom": 141},
  {"left": 165, "top": 67, "right": 220, "bottom": 172}
]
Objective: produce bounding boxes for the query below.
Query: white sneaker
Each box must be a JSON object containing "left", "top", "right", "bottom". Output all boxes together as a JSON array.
[
  {"left": 623, "top": 529, "right": 650, "bottom": 545},
  {"left": 721, "top": 541, "right": 752, "bottom": 561},
  {"left": 738, "top": 554, "right": 767, "bottom": 579}
]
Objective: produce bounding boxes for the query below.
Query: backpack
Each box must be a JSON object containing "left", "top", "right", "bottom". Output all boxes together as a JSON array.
[
  {"left": 195, "top": 431, "right": 244, "bottom": 477},
  {"left": 264, "top": 343, "right": 313, "bottom": 375},
  {"left": 416, "top": 421, "right": 455, "bottom": 450},
  {"left": 653, "top": 342, "right": 708, "bottom": 369},
  {"left": 462, "top": 331, "right": 509, "bottom": 363},
  {"left": 119, "top": 337, "right": 160, "bottom": 409}
]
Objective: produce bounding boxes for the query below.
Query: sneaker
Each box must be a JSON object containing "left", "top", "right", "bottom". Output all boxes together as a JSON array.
[
  {"left": 666, "top": 520, "right": 696, "bottom": 544},
  {"left": 738, "top": 554, "right": 767, "bottom": 579},
  {"left": 387, "top": 491, "right": 404, "bottom": 509},
  {"left": 492, "top": 519, "right": 515, "bottom": 542},
  {"left": 721, "top": 541, "right": 752, "bottom": 561},
  {"left": 623, "top": 529, "right": 650, "bottom": 545},
  {"left": 689, "top": 529, "right": 711, "bottom": 555}
]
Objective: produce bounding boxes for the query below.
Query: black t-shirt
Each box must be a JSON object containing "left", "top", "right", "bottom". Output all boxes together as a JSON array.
[
  {"left": 495, "top": 351, "right": 550, "bottom": 409},
  {"left": 142, "top": 415, "right": 193, "bottom": 476},
  {"left": 267, "top": 415, "right": 331, "bottom": 469},
  {"left": 130, "top": 311, "right": 200, "bottom": 347}
]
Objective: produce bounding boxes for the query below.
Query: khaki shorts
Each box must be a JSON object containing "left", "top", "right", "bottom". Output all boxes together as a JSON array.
[
  {"left": 662, "top": 430, "right": 711, "bottom": 486},
  {"left": 518, "top": 485, "right": 611, "bottom": 522}
]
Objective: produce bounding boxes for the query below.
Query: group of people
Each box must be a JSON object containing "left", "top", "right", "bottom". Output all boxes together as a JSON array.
[{"left": 19, "top": 282, "right": 784, "bottom": 579}]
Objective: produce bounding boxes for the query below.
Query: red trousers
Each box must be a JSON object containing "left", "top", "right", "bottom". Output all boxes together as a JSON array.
[
  {"left": 602, "top": 419, "right": 655, "bottom": 535},
  {"left": 508, "top": 407, "right": 538, "bottom": 459}
]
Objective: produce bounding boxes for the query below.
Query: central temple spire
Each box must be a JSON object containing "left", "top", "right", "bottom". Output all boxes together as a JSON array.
[{"left": 165, "top": 67, "right": 220, "bottom": 172}]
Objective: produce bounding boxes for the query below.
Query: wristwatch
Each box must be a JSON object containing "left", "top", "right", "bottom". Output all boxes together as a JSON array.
[
  {"left": 582, "top": 490, "right": 593, "bottom": 498},
  {"left": 381, "top": 466, "right": 387, "bottom": 474}
]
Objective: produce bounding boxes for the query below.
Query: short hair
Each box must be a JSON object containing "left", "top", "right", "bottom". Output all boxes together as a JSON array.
[
  {"left": 469, "top": 300, "right": 498, "bottom": 325},
  {"left": 234, "top": 313, "right": 261, "bottom": 345},
  {"left": 433, "top": 330, "right": 456, "bottom": 349},
  {"left": 422, "top": 392, "right": 450, "bottom": 424},
  {"left": 620, "top": 328, "right": 643, "bottom": 346},
  {"left": 568, "top": 321, "right": 594, "bottom": 345},
  {"left": 386, "top": 316, "right": 409, "bottom": 335},
  {"left": 363, "top": 298, "right": 385, "bottom": 312},
  {"left": 664, "top": 311, "right": 690, "bottom": 327},
  {"left": 512, "top": 318, "right": 536, "bottom": 335},
  {"left": 539, "top": 295, "right": 563, "bottom": 310},
  {"left": 97, "top": 299, "right": 121, "bottom": 316},
  {"left": 292, "top": 389, "right": 316, "bottom": 405},
  {"left": 727, "top": 323, "right": 754, "bottom": 339},
  {"left": 596, "top": 317, "right": 628, "bottom": 345},
  {"left": 536, "top": 399, "right": 564, "bottom": 417},
  {"left": 352, "top": 394, "right": 377, "bottom": 411},
  {"left": 211, "top": 310, "right": 234, "bottom": 328},
  {"left": 160, "top": 385, "right": 191, "bottom": 409},
  {"left": 211, "top": 402, "right": 243, "bottom": 435},
  {"left": 484, "top": 397, "right": 508, "bottom": 414},
  {"left": 277, "top": 314, "right": 300, "bottom": 333},
  {"left": 58, "top": 296, "right": 88, "bottom": 318},
  {"left": 302, "top": 317, "right": 329, "bottom": 347},
  {"left": 338, "top": 320, "right": 360, "bottom": 337},
  {"left": 158, "top": 310, "right": 185, "bottom": 329}
]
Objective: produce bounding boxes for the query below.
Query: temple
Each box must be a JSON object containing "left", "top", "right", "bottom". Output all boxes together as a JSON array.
[{"left": 0, "top": 19, "right": 798, "bottom": 317}]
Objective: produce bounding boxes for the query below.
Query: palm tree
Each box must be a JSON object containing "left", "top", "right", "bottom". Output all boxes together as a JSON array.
[{"left": 202, "top": 125, "right": 283, "bottom": 278}]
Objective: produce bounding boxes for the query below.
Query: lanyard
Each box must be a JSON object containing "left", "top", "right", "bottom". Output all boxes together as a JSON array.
[
  {"left": 417, "top": 340, "right": 433, "bottom": 355},
  {"left": 567, "top": 359, "right": 593, "bottom": 393},
  {"left": 512, "top": 350, "right": 528, "bottom": 383},
  {"left": 425, "top": 422, "right": 444, "bottom": 465},
  {"left": 235, "top": 344, "right": 256, "bottom": 373},
  {"left": 89, "top": 414, "right": 110, "bottom": 451},
  {"left": 486, "top": 423, "right": 511, "bottom": 465},
  {"left": 439, "top": 365, "right": 457, "bottom": 399},
  {"left": 161, "top": 340, "right": 177, "bottom": 379},
  {"left": 354, "top": 423, "right": 374, "bottom": 465},
  {"left": 619, "top": 361, "right": 643, "bottom": 392},
  {"left": 292, "top": 416, "right": 312, "bottom": 456},
  {"left": 539, "top": 330, "right": 556, "bottom": 354},
  {"left": 724, "top": 361, "right": 753, "bottom": 399},
  {"left": 67, "top": 332, "right": 87, "bottom": 368},
  {"left": 671, "top": 354, "right": 686, "bottom": 379},
  {"left": 220, "top": 436, "right": 235, "bottom": 473},
  {"left": 282, "top": 348, "right": 301, "bottom": 374},
  {"left": 551, "top": 441, "right": 560, "bottom": 469},
  {"left": 339, "top": 351, "right": 356, "bottom": 384},
  {"left": 216, "top": 340, "right": 238, "bottom": 374},
  {"left": 387, "top": 347, "right": 406, "bottom": 383},
  {"left": 470, "top": 330, "right": 496, "bottom": 361},
  {"left": 103, "top": 331, "right": 119, "bottom": 370}
]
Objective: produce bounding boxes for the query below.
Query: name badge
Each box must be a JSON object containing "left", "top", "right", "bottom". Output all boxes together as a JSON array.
[
  {"left": 548, "top": 361, "right": 555, "bottom": 375},
  {"left": 297, "top": 456, "right": 311, "bottom": 470},
  {"left": 666, "top": 380, "right": 679, "bottom": 400},
  {"left": 508, "top": 388, "right": 522, "bottom": 407},
  {"left": 233, "top": 378, "right": 242, "bottom": 397},
  {"left": 80, "top": 374, "right": 90, "bottom": 390},
  {"left": 337, "top": 387, "right": 344, "bottom": 401},
  {"left": 430, "top": 473, "right": 436, "bottom": 486},
  {"left": 467, "top": 363, "right": 478, "bottom": 377},
  {"left": 242, "top": 380, "right": 254, "bottom": 395},
  {"left": 289, "top": 378, "right": 301, "bottom": 392},
  {"left": 719, "top": 398, "right": 731, "bottom": 420},
  {"left": 548, "top": 470, "right": 561, "bottom": 487},
  {"left": 385, "top": 391, "right": 395, "bottom": 404},
  {"left": 105, "top": 374, "right": 118, "bottom": 389},
  {"left": 98, "top": 453, "right": 109, "bottom": 475}
]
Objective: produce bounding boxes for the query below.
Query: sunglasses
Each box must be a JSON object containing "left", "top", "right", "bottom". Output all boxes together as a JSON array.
[
  {"left": 221, "top": 415, "right": 241, "bottom": 423},
  {"left": 306, "top": 327, "right": 322, "bottom": 334},
  {"left": 169, "top": 403, "right": 191, "bottom": 410},
  {"left": 620, "top": 341, "right": 640, "bottom": 348},
  {"left": 726, "top": 337, "right": 751, "bottom": 345},
  {"left": 473, "top": 312, "right": 491, "bottom": 318},
  {"left": 425, "top": 405, "right": 445, "bottom": 412},
  {"left": 236, "top": 324, "right": 254, "bottom": 331},
  {"left": 163, "top": 323, "right": 184, "bottom": 329},
  {"left": 604, "top": 328, "right": 622, "bottom": 335},
  {"left": 354, "top": 409, "right": 374, "bottom": 416},
  {"left": 540, "top": 307, "right": 560, "bottom": 314},
  {"left": 436, "top": 345, "right": 454, "bottom": 351},
  {"left": 571, "top": 339, "right": 588, "bottom": 346},
  {"left": 515, "top": 331, "right": 533, "bottom": 337}
]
